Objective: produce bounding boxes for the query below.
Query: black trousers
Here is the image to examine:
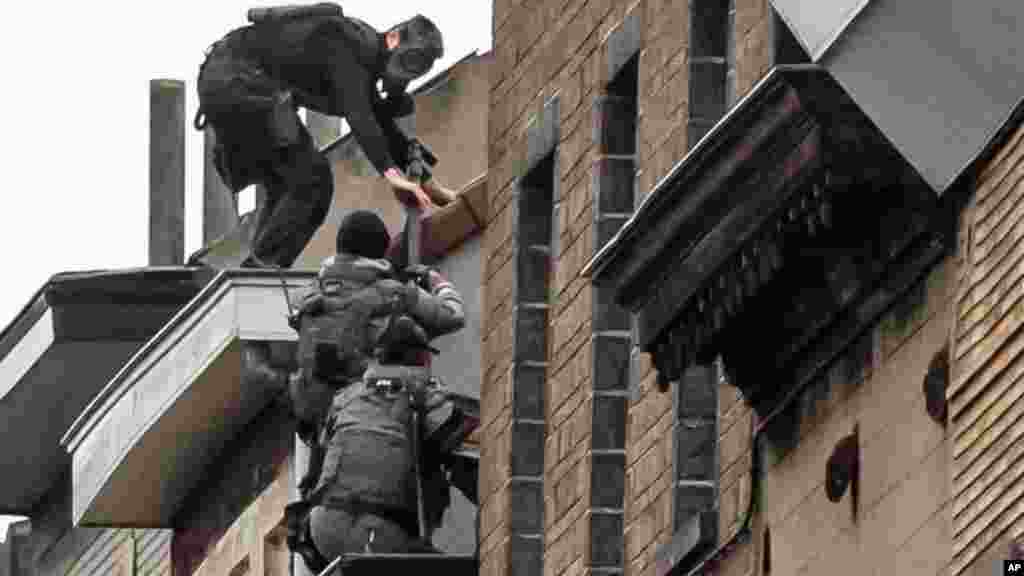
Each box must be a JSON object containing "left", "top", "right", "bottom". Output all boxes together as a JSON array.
[{"left": 195, "top": 35, "right": 333, "bottom": 268}]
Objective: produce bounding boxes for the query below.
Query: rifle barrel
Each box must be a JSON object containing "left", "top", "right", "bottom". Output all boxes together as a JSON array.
[{"left": 316, "top": 554, "right": 344, "bottom": 576}]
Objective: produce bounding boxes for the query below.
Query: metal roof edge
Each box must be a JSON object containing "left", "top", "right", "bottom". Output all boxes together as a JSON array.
[
  {"left": 0, "top": 268, "right": 217, "bottom": 367},
  {"left": 946, "top": 94, "right": 1024, "bottom": 194},
  {"left": 0, "top": 284, "right": 50, "bottom": 368},
  {"left": 812, "top": 0, "right": 872, "bottom": 62}
]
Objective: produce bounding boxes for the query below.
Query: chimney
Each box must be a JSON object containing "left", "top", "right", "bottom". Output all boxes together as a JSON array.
[
  {"left": 149, "top": 79, "right": 186, "bottom": 266},
  {"left": 202, "top": 127, "right": 237, "bottom": 244}
]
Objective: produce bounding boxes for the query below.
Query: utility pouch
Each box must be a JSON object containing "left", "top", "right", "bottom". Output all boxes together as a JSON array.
[{"left": 269, "top": 91, "right": 302, "bottom": 148}]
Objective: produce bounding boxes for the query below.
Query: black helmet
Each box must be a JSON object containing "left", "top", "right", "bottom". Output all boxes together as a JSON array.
[
  {"left": 384, "top": 15, "right": 444, "bottom": 86},
  {"left": 337, "top": 210, "right": 391, "bottom": 259}
]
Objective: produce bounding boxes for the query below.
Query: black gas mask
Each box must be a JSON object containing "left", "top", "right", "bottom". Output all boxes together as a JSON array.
[{"left": 383, "top": 15, "right": 444, "bottom": 86}]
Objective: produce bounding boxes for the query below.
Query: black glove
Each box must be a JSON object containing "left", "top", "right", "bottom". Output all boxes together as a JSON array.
[
  {"left": 405, "top": 139, "right": 437, "bottom": 184},
  {"left": 298, "top": 474, "right": 318, "bottom": 500},
  {"left": 383, "top": 89, "right": 415, "bottom": 118},
  {"left": 402, "top": 264, "right": 434, "bottom": 292},
  {"left": 286, "top": 311, "right": 302, "bottom": 332}
]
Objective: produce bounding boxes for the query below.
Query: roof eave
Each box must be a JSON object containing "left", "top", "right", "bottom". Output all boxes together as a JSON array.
[
  {"left": 61, "top": 270, "right": 317, "bottom": 527},
  {"left": 0, "top": 267, "right": 218, "bottom": 514},
  {"left": 583, "top": 65, "right": 823, "bottom": 285}
]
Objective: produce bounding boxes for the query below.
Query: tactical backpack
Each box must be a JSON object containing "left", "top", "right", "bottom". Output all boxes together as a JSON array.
[{"left": 294, "top": 280, "right": 404, "bottom": 388}]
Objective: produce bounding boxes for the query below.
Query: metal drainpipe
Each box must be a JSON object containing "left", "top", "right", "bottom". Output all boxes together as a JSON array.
[
  {"left": 131, "top": 529, "right": 138, "bottom": 576},
  {"left": 685, "top": 355, "right": 837, "bottom": 575}
]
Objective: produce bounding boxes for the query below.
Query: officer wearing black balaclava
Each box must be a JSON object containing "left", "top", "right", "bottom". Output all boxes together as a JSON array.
[{"left": 190, "top": 4, "right": 456, "bottom": 269}]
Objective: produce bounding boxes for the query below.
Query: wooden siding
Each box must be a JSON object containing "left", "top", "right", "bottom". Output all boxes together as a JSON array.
[{"left": 950, "top": 120, "right": 1024, "bottom": 575}]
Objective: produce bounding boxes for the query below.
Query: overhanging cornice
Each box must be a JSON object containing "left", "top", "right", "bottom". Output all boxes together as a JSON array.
[
  {"left": 584, "top": 65, "right": 947, "bottom": 396},
  {"left": 587, "top": 67, "right": 836, "bottom": 304},
  {"left": 0, "top": 267, "right": 215, "bottom": 515},
  {"left": 584, "top": 66, "right": 819, "bottom": 284},
  {"left": 59, "top": 270, "right": 315, "bottom": 527}
]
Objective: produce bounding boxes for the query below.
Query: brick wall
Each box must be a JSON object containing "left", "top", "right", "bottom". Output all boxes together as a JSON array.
[
  {"left": 172, "top": 402, "right": 294, "bottom": 576},
  {"left": 189, "top": 472, "right": 291, "bottom": 576},
  {"left": 950, "top": 120, "right": 1024, "bottom": 576},
  {"left": 485, "top": 3, "right": 622, "bottom": 575},
  {"left": 482, "top": 2, "right": 775, "bottom": 576}
]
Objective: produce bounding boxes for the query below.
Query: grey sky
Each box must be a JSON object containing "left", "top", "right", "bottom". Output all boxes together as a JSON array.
[{"left": 0, "top": 0, "right": 492, "bottom": 539}]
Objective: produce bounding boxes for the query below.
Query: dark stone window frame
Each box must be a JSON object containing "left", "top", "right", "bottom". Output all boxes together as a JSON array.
[
  {"left": 688, "top": 0, "right": 733, "bottom": 149},
  {"left": 507, "top": 96, "right": 559, "bottom": 576},
  {"left": 589, "top": 10, "right": 642, "bottom": 571},
  {"left": 650, "top": 2, "right": 735, "bottom": 573}
]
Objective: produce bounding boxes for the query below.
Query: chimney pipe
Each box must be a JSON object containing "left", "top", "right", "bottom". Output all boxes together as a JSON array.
[
  {"left": 149, "top": 79, "right": 186, "bottom": 266},
  {"left": 202, "top": 127, "right": 237, "bottom": 244}
]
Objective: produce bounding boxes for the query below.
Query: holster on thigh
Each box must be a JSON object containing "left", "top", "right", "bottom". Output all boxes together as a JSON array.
[{"left": 285, "top": 501, "right": 329, "bottom": 573}]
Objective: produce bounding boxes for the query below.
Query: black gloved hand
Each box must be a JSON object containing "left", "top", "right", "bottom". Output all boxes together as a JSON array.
[
  {"left": 402, "top": 264, "right": 434, "bottom": 292},
  {"left": 298, "top": 474, "right": 317, "bottom": 500},
  {"left": 383, "top": 90, "right": 415, "bottom": 118}
]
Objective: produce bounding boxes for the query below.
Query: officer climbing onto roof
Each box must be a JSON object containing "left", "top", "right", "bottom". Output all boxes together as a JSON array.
[
  {"left": 189, "top": 2, "right": 457, "bottom": 269},
  {"left": 283, "top": 210, "right": 476, "bottom": 573}
]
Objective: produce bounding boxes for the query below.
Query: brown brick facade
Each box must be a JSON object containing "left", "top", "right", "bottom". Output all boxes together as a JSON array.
[
  {"left": 481, "top": 2, "right": 1003, "bottom": 576},
  {"left": 483, "top": 2, "right": 773, "bottom": 576}
]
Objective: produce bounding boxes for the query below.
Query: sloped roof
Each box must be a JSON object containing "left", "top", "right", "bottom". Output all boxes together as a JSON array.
[
  {"left": 775, "top": 0, "right": 1024, "bottom": 193},
  {"left": 769, "top": 0, "right": 870, "bottom": 61}
]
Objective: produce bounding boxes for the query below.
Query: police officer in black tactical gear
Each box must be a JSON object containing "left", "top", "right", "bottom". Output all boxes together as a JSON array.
[
  {"left": 283, "top": 209, "right": 470, "bottom": 572},
  {"left": 190, "top": 3, "right": 456, "bottom": 269}
]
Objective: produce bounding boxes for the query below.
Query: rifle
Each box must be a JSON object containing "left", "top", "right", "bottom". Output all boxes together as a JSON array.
[
  {"left": 398, "top": 135, "right": 439, "bottom": 546},
  {"left": 405, "top": 138, "right": 438, "bottom": 186},
  {"left": 316, "top": 555, "right": 344, "bottom": 576}
]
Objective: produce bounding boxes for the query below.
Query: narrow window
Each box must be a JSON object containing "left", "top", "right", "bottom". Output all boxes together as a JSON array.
[
  {"left": 688, "top": 0, "right": 730, "bottom": 148},
  {"left": 508, "top": 97, "right": 558, "bottom": 576},
  {"left": 589, "top": 50, "right": 640, "bottom": 572}
]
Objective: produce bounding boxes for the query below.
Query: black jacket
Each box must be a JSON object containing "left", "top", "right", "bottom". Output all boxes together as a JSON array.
[{"left": 236, "top": 15, "right": 412, "bottom": 173}]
